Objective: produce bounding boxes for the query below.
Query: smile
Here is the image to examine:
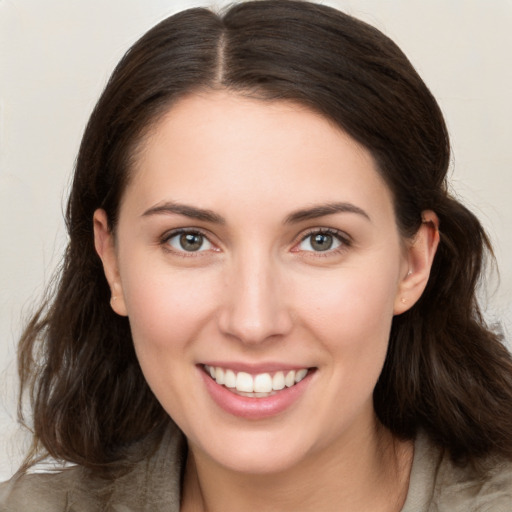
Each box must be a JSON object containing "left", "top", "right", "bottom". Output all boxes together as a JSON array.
[{"left": 204, "top": 365, "right": 310, "bottom": 398}]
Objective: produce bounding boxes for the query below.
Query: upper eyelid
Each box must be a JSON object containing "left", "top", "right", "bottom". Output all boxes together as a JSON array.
[
  {"left": 160, "top": 227, "right": 219, "bottom": 253},
  {"left": 161, "top": 226, "right": 212, "bottom": 241},
  {"left": 290, "top": 227, "right": 353, "bottom": 257},
  {"left": 297, "top": 227, "right": 351, "bottom": 243}
]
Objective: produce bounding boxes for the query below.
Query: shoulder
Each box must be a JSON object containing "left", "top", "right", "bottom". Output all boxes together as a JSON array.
[
  {"left": 0, "top": 466, "right": 102, "bottom": 512},
  {"left": 0, "top": 424, "right": 186, "bottom": 512},
  {"left": 433, "top": 452, "right": 512, "bottom": 511},
  {"left": 403, "top": 432, "right": 512, "bottom": 512}
]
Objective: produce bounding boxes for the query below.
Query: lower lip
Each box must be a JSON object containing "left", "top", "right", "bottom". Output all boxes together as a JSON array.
[{"left": 199, "top": 367, "right": 313, "bottom": 420}]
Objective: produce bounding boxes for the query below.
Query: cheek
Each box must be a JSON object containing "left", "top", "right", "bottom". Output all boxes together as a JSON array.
[
  {"left": 293, "top": 259, "right": 400, "bottom": 406},
  {"left": 298, "top": 264, "right": 399, "bottom": 347},
  {"left": 119, "top": 264, "right": 222, "bottom": 418},
  {"left": 120, "top": 262, "right": 219, "bottom": 354}
]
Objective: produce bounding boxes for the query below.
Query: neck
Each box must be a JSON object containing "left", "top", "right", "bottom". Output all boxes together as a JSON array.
[{"left": 181, "top": 421, "right": 413, "bottom": 512}]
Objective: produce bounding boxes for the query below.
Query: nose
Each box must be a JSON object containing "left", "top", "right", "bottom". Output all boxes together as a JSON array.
[{"left": 217, "top": 252, "right": 293, "bottom": 345}]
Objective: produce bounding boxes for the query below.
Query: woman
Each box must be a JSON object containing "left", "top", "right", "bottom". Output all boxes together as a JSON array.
[{"left": 1, "top": 1, "right": 511, "bottom": 510}]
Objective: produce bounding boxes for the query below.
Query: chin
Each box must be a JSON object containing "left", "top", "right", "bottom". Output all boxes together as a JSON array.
[
  {"left": 216, "top": 449, "right": 308, "bottom": 476},
  {"left": 189, "top": 423, "right": 318, "bottom": 476}
]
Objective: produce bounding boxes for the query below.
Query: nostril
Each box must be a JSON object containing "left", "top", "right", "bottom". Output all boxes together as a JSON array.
[{"left": 217, "top": 302, "right": 293, "bottom": 345}]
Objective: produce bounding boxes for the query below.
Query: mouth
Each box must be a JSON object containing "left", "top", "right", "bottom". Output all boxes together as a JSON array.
[{"left": 203, "top": 364, "right": 313, "bottom": 398}]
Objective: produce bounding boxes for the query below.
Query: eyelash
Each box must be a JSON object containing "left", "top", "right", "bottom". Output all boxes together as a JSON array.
[
  {"left": 293, "top": 228, "right": 352, "bottom": 256},
  {"left": 160, "top": 228, "right": 215, "bottom": 257},
  {"left": 159, "top": 227, "right": 352, "bottom": 256}
]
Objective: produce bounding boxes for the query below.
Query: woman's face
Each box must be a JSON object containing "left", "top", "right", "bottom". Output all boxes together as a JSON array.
[{"left": 95, "top": 91, "right": 431, "bottom": 474}]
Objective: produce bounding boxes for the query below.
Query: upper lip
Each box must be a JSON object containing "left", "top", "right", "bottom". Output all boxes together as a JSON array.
[{"left": 200, "top": 361, "right": 313, "bottom": 374}]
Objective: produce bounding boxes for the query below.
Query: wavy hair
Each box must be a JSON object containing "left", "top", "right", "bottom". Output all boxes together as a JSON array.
[{"left": 17, "top": 0, "right": 512, "bottom": 474}]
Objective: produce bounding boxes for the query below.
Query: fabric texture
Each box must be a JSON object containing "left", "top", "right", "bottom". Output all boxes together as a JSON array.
[
  {"left": 0, "top": 424, "right": 186, "bottom": 512},
  {"left": 401, "top": 433, "right": 512, "bottom": 511},
  {"left": 1, "top": 427, "right": 511, "bottom": 511}
]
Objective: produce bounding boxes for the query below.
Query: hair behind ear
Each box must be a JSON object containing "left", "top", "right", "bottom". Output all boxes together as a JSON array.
[
  {"left": 16, "top": 248, "right": 168, "bottom": 476},
  {"left": 374, "top": 196, "right": 512, "bottom": 464}
]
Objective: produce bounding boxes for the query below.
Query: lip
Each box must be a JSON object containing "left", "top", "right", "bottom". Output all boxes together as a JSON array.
[
  {"left": 201, "top": 361, "right": 310, "bottom": 374},
  {"left": 199, "top": 364, "right": 315, "bottom": 420}
]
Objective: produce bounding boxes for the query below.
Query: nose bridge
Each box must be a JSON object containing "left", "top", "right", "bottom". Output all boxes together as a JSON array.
[{"left": 218, "top": 245, "right": 291, "bottom": 344}]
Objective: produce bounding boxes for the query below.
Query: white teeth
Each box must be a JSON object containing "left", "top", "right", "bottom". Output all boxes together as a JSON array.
[
  {"left": 205, "top": 365, "right": 310, "bottom": 396},
  {"left": 236, "top": 372, "right": 254, "bottom": 392},
  {"left": 272, "top": 371, "right": 285, "bottom": 390},
  {"left": 215, "top": 367, "right": 225, "bottom": 385},
  {"left": 254, "top": 373, "right": 273, "bottom": 393},
  {"left": 237, "top": 391, "right": 273, "bottom": 398},
  {"left": 285, "top": 370, "right": 296, "bottom": 387},
  {"left": 224, "top": 369, "right": 236, "bottom": 388},
  {"left": 295, "top": 368, "right": 308, "bottom": 383}
]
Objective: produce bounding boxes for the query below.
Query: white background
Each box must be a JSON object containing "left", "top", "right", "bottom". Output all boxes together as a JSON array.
[{"left": 1, "top": 0, "right": 511, "bottom": 480}]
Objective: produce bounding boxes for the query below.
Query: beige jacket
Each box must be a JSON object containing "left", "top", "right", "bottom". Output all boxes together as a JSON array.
[{"left": 1, "top": 427, "right": 511, "bottom": 511}]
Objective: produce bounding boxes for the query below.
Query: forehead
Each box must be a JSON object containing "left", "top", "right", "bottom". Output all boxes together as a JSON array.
[{"left": 123, "top": 91, "right": 395, "bottom": 224}]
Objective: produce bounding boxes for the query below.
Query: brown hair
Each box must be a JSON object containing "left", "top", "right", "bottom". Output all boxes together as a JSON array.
[{"left": 17, "top": 0, "right": 512, "bottom": 474}]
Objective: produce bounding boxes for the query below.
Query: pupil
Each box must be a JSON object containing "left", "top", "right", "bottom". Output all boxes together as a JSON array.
[
  {"left": 180, "top": 233, "right": 203, "bottom": 251},
  {"left": 312, "top": 233, "right": 332, "bottom": 251}
]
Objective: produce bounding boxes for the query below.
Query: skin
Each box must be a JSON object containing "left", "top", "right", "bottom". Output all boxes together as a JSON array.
[{"left": 94, "top": 91, "right": 439, "bottom": 511}]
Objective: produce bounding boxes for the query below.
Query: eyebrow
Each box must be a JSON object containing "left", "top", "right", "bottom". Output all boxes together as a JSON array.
[
  {"left": 284, "top": 202, "right": 371, "bottom": 224},
  {"left": 142, "top": 200, "right": 370, "bottom": 225},
  {"left": 142, "top": 202, "right": 226, "bottom": 224}
]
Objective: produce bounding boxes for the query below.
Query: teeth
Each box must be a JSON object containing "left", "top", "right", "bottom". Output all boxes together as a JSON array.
[
  {"left": 295, "top": 368, "right": 308, "bottom": 383},
  {"left": 204, "top": 365, "right": 310, "bottom": 396},
  {"left": 224, "top": 369, "right": 236, "bottom": 388},
  {"left": 254, "top": 373, "right": 273, "bottom": 393},
  {"left": 215, "top": 367, "right": 225, "bottom": 385},
  {"left": 236, "top": 372, "right": 254, "bottom": 392},
  {"left": 272, "top": 371, "right": 285, "bottom": 390},
  {"left": 285, "top": 370, "right": 295, "bottom": 387}
]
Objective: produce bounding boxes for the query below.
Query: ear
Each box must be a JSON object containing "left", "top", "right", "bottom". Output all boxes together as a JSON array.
[
  {"left": 394, "top": 210, "right": 440, "bottom": 315},
  {"left": 93, "top": 209, "right": 128, "bottom": 316}
]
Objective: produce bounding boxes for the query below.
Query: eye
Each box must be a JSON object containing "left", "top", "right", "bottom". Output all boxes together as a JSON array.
[
  {"left": 166, "top": 231, "right": 213, "bottom": 252},
  {"left": 296, "top": 229, "right": 347, "bottom": 253}
]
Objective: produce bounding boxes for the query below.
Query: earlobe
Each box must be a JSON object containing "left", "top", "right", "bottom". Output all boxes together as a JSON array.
[
  {"left": 394, "top": 210, "right": 440, "bottom": 315},
  {"left": 93, "top": 209, "right": 128, "bottom": 317}
]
